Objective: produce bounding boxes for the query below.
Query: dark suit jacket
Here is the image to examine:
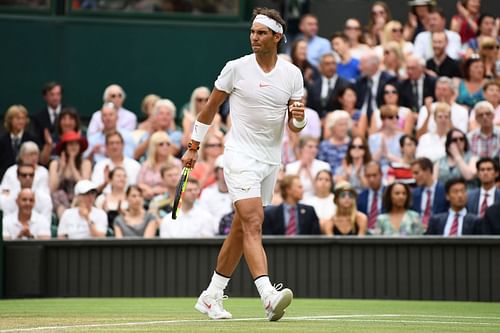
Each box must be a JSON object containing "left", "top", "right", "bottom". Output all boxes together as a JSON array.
[
  {"left": 357, "top": 187, "right": 386, "bottom": 216},
  {"left": 354, "top": 71, "right": 396, "bottom": 119},
  {"left": 263, "top": 203, "right": 320, "bottom": 235},
  {"left": 466, "top": 188, "right": 500, "bottom": 216},
  {"left": 411, "top": 182, "right": 449, "bottom": 215},
  {"left": 425, "top": 212, "right": 481, "bottom": 235},
  {"left": 481, "top": 202, "right": 500, "bottom": 235},
  {"left": 31, "top": 106, "right": 60, "bottom": 147},
  {"left": 306, "top": 75, "right": 350, "bottom": 118},
  {"left": 0, "top": 131, "right": 39, "bottom": 179},
  {"left": 398, "top": 75, "right": 436, "bottom": 112}
]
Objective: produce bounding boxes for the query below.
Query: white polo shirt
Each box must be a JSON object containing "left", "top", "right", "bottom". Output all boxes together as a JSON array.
[
  {"left": 57, "top": 207, "right": 108, "bottom": 239},
  {"left": 2, "top": 211, "right": 50, "bottom": 239}
]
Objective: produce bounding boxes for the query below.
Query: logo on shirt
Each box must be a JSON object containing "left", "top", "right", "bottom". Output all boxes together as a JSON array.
[{"left": 259, "top": 83, "right": 271, "bottom": 88}]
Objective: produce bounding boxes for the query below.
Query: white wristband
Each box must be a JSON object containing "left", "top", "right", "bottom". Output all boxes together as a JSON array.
[
  {"left": 191, "top": 120, "right": 210, "bottom": 142},
  {"left": 292, "top": 117, "right": 307, "bottom": 129}
]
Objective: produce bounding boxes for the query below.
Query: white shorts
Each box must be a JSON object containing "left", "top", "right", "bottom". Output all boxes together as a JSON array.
[{"left": 223, "top": 149, "right": 280, "bottom": 206}]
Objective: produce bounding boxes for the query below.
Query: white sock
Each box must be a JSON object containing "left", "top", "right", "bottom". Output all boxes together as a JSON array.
[
  {"left": 206, "top": 271, "right": 230, "bottom": 296},
  {"left": 254, "top": 275, "right": 273, "bottom": 299}
]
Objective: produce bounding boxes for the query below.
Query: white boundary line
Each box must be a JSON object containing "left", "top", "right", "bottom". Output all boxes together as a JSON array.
[{"left": 1, "top": 314, "right": 500, "bottom": 332}]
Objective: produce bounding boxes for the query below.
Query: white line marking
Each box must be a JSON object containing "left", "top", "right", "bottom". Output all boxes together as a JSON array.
[{"left": 1, "top": 314, "right": 500, "bottom": 332}]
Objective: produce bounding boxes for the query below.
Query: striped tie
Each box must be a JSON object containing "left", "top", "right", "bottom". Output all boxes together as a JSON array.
[
  {"left": 449, "top": 213, "right": 459, "bottom": 237},
  {"left": 287, "top": 206, "right": 297, "bottom": 236}
]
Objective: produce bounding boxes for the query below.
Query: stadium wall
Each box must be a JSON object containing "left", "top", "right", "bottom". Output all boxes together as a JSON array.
[{"left": 4, "top": 237, "right": 500, "bottom": 301}]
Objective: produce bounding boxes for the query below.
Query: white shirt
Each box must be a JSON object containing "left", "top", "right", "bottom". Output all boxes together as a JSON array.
[
  {"left": 0, "top": 188, "right": 52, "bottom": 217},
  {"left": 160, "top": 204, "right": 214, "bottom": 238},
  {"left": 303, "top": 193, "right": 336, "bottom": 220},
  {"left": 416, "top": 102, "right": 468, "bottom": 133},
  {"left": 416, "top": 132, "right": 446, "bottom": 162},
  {"left": 48, "top": 105, "right": 61, "bottom": 124},
  {"left": 198, "top": 184, "right": 233, "bottom": 234},
  {"left": 2, "top": 211, "right": 50, "bottom": 239},
  {"left": 215, "top": 54, "right": 303, "bottom": 165},
  {"left": 321, "top": 75, "right": 337, "bottom": 101},
  {"left": 57, "top": 207, "right": 108, "bottom": 239},
  {"left": 444, "top": 208, "right": 467, "bottom": 236},
  {"left": 285, "top": 159, "right": 331, "bottom": 200},
  {"left": 1, "top": 165, "right": 49, "bottom": 197},
  {"left": 479, "top": 187, "right": 496, "bottom": 208},
  {"left": 420, "top": 181, "right": 437, "bottom": 215},
  {"left": 414, "top": 30, "right": 462, "bottom": 60},
  {"left": 87, "top": 107, "right": 137, "bottom": 137},
  {"left": 91, "top": 157, "right": 141, "bottom": 193}
]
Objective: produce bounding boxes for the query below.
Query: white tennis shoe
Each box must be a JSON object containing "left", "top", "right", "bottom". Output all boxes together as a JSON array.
[
  {"left": 195, "top": 290, "right": 233, "bottom": 320},
  {"left": 262, "top": 283, "right": 293, "bottom": 321}
]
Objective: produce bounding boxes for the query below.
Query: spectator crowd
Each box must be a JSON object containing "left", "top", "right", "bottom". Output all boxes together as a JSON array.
[{"left": 2, "top": 0, "right": 500, "bottom": 240}]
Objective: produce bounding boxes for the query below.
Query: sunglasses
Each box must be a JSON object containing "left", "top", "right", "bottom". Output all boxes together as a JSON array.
[
  {"left": 110, "top": 93, "right": 123, "bottom": 98},
  {"left": 451, "top": 137, "right": 465, "bottom": 143},
  {"left": 392, "top": 28, "right": 403, "bottom": 33},
  {"left": 351, "top": 144, "right": 365, "bottom": 150},
  {"left": 19, "top": 172, "right": 34, "bottom": 178},
  {"left": 205, "top": 143, "right": 222, "bottom": 148},
  {"left": 382, "top": 115, "right": 399, "bottom": 120},
  {"left": 384, "top": 89, "right": 398, "bottom": 95},
  {"left": 157, "top": 141, "right": 171, "bottom": 146},
  {"left": 338, "top": 191, "right": 355, "bottom": 199},
  {"left": 483, "top": 44, "right": 499, "bottom": 50},
  {"left": 196, "top": 97, "right": 209, "bottom": 103}
]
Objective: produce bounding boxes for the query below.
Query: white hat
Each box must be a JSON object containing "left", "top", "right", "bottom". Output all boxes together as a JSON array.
[
  {"left": 408, "top": 0, "right": 433, "bottom": 6},
  {"left": 215, "top": 154, "right": 224, "bottom": 169},
  {"left": 74, "top": 180, "right": 97, "bottom": 195}
]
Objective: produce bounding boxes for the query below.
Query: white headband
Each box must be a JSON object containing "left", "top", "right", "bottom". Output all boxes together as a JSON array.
[{"left": 253, "top": 14, "right": 287, "bottom": 43}]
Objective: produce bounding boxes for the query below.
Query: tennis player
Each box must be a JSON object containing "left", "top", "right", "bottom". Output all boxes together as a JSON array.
[{"left": 181, "top": 7, "right": 306, "bottom": 321}]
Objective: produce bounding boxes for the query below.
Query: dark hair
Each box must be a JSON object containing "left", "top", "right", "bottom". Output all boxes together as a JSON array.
[
  {"left": 383, "top": 182, "right": 411, "bottom": 212},
  {"left": 444, "top": 177, "right": 467, "bottom": 194},
  {"left": 336, "top": 84, "right": 357, "bottom": 107},
  {"left": 476, "top": 157, "right": 500, "bottom": 173},
  {"left": 16, "top": 163, "right": 34, "bottom": 176},
  {"left": 445, "top": 128, "right": 469, "bottom": 157},
  {"left": 280, "top": 174, "right": 300, "bottom": 200},
  {"left": 345, "top": 136, "right": 372, "bottom": 165},
  {"left": 105, "top": 130, "right": 124, "bottom": 145},
  {"left": 109, "top": 166, "right": 126, "bottom": 181},
  {"left": 252, "top": 7, "right": 287, "bottom": 50},
  {"left": 399, "top": 134, "right": 418, "bottom": 149},
  {"left": 462, "top": 56, "right": 485, "bottom": 80},
  {"left": 330, "top": 31, "right": 349, "bottom": 43},
  {"left": 56, "top": 107, "right": 81, "bottom": 136},
  {"left": 187, "top": 178, "right": 200, "bottom": 187},
  {"left": 290, "top": 38, "right": 308, "bottom": 68},
  {"left": 61, "top": 139, "right": 83, "bottom": 170},
  {"left": 315, "top": 169, "right": 334, "bottom": 193},
  {"left": 126, "top": 184, "right": 142, "bottom": 197},
  {"left": 411, "top": 157, "right": 433, "bottom": 172},
  {"left": 477, "top": 13, "right": 496, "bottom": 36},
  {"left": 429, "top": 6, "right": 446, "bottom": 19},
  {"left": 42, "top": 81, "right": 62, "bottom": 96},
  {"left": 383, "top": 83, "right": 400, "bottom": 104}
]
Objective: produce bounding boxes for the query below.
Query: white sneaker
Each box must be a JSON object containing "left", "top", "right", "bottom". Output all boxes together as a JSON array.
[
  {"left": 262, "top": 283, "right": 293, "bottom": 321},
  {"left": 195, "top": 290, "right": 233, "bottom": 320}
]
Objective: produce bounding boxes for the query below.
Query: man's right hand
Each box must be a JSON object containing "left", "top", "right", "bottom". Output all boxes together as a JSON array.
[{"left": 181, "top": 149, "right": 198, "bottom": 169}]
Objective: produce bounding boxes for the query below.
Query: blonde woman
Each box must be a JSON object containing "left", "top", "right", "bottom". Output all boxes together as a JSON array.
[
  {"left": 190, "top": 132, "right": 224, "bottom": 190},
  {"left": 380, "top": 41, "right": 407, "bottom": 80},
  {"left": 137, "top": 131, "right": 181, "bottom": 200},
  {"left": 323, "top": 181, "right": 367, "bottom": 235},
  {"left": 377, "top": 20, "right": 414, "bottom": 58},
  {"left": 137, "top": 94, "right": 161, "bottom": 133}
]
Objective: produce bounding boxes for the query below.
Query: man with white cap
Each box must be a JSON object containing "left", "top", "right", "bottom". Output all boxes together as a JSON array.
[
  {"left": 182, "top": 7, "right": 305, "bottom": 321},
  {"left": 57, "top": 180, "right": 107, "bottom": 239}
]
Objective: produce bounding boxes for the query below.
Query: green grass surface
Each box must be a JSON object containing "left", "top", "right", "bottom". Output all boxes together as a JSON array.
[{"left": 0, "top": 298, "right": 499, "bottom": 332}]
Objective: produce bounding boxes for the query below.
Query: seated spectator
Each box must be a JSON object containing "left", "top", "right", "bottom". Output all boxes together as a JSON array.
[
  {"left": 426, "top": 31, "right": 462, "bottom": 78},
  {"left": 380, "top": 41, "right": 407, "bottom": 80},
  {"left": 134, "top": 99, "right": 183, "bottom": 160},
  {"left": 138, "top": 131, "right": 181, "bottom": 201},
  {"left": 322, "top": 181, "right": 367, "bottom": 235},
  {"left": 318, "top": 111, "right": 351, "bottom": 175},
  {"left": 95, "top": 167, "right": 128, "bottom": 227},
  {"left": 49, "top": 131, "right": 91, "bottom": 219},
  {"left": 416, "top": 102, "right": 452, "bottom": 162},
  {"left": 160, "top": 178, "right": 214, "bottom": 238},
  {"left": 426, "top": 178, "right": 481, "bottom": 235},
  {"left": 53, "top": 107, "right": 84, "bottom": 153},
  {"left": 270, "top": 164, "right": 286, "bottom": 206},
  {"left": 469, "top": 81, "right": 500, "bottom": 130},
  {"left": 369, "top": 105, "right": 404, "bottom": 173},
  {"left": 375, "top": 182, "right": 423, "bottom": 236},
  {"left": 0, "top": 163, "right": 52, "bottom": 218},
  {"left": 413, "top": 7, "right": 461, "bottom": 60},
  {"left": 298, "top": 90, "right": 322, "bottom": 139},
  {"left": 416, "top": 77, "right": 468, "bottom": 137},
  {"left": 450, "top": 0, "right": 480, "bottom": 44},
  {"left": 335, "top": 136, "right": 371, "bottom": 193},
  {"left": 291, "top": 39, "right": 320, "bottom": 86},
  {"left": 332, "top": 86, "right": 367, "bottom": 138},
  {"left": 85, "top": 102, "right": 136, "bottom": 163},
  {"left": 31, "top": 81, "right": 63, "bottom": 151},
  {"left": 136, "top": 93, "right": 161, "bottom": 133},
  {"left": 198, "top": 155, "right": 233, "bottom": 235},
  {"left": 57, "top": 180, "right": 107, "bottom": 239},
  {"left": 113, "top": 185, "right": 158, "bottom": 238},
  {"left": 435, "top": 128, "right": 478, "bottom": 189},
  {"left": 366, "top": 1, "right": 392, "bottom": 47},
  {"left": 344, "top": 18, "right": 370, "bottom": 60},
  {"left": 467, "top": 101, "right": 500, "bottom": 158},
  {"left": 2, "top": 188, "right": 50, "bottom": 240},
  {"left": 263, "top": 175, "right": 320, "bottom": 235},
  {"left": 0, "top": 105, "right": 40, "bottom": 178},
  {"left": 330, "top": 32, "right": 360, "bottom": 82},
  {"left": 455, "top": 55, "right": 486, "bottom": 109},
  {"left": 466, "top": 13, "right": 499, "bottom": 54},
  {"left": 91, "top": 131, "right": 141, "bottom": 194},
  {"left": 148, "top": 163, "right": 181, "bottom": 218},
  {"left": 376, "top": 20, "right": 414, "bottom": 58},
  {"left": 403, "top": 0, "right": 433, "bottom": 43},
  {"left": 1, "top": 141, "right": 49, "bottom": 198},
  {"left": 482, "top": 202, "right": 500, "bottom": 234},
  {"left": 190, "top": 132, "right": 224, "bottom": 190},
  {"left": 399, "top": 55, "right": 436, "bottom": 113},
  {"left": 87, "top": 84, "right": 137, "bottom": 136},
  {"left": 303, "top": 170, "right": 336, "bottom": 232},
  {"left": 218, "top": 209, "right": 236, "bottom": 236},
  {"left": 297, "top": 13, "right": 332, "bottom": 68},
  {"left": 369, "top": 83, "right": 415, "bottom": 135},
  {"left": 466, "top": 157, "right": 500, "bottom": 217},
  {"left": 285, "top": 136, "right": 330, "bottom": 200},
  {"left": 410, "top": 157, "right": 449, "bottom": 230},
  {"left": 387, "top": 135, "right": 417, "bottom": 185},
  {"left": 357, "top": 161, "right": 385, "bottom": 231}
]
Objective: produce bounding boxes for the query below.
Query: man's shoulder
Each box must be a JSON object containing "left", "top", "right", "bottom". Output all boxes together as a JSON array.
[{"left": 124, "top": 157, "right": 141, "bottom": 168}]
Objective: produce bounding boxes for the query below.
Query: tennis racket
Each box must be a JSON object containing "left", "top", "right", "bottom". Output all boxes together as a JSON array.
[{"left": 171, "top": 167, "right": 191, "bottom": 220}]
